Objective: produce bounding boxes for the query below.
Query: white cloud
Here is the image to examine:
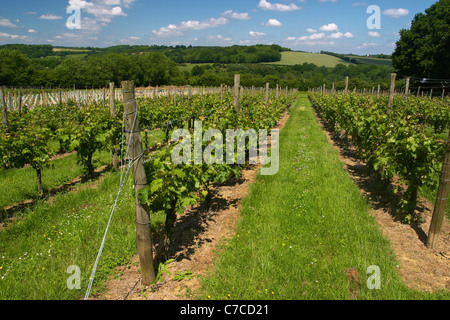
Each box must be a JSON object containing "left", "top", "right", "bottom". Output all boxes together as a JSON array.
[
  {"left": 344, "top": 32, "right": 354, "bottom": 38},
  {"left": 28, "top": 29, "right": 37, "bottom": 33},
  {"left": 368, "top": 31, "right": 381, "bottom": 37},
  {"left": 0, "top": 17, "right": 19, "bottom": 28},
  {"left": 65, "top": 0, "right": 135, "bottom": 33},
  {"left": 222, "top": 10, "right": 251, "bottom": 20},
  {"left": 309, "top": 32, "right": 326, "bottom": 40},
  {"left": 319, "top": 23, "right": 338, "bottom": 32},
  {"left": 258, "top": 0, "right": 302, "bottom": 12},
  {"left": 328, "top": 32, "right": 343, "bottom": 39},
  {"left": 153, "top": 17, "right": 229, "bottom": 37},
  {"left": 129, "top": 36, "right": 141, "bottom": 40},
  {"left": 249, "top": 31, "right": 265, "bottom": 37},
  {"left": 0, "top": 32, "right": 27, "bottom": 40},
  {"left": 305, "top": 40, "right": 335, "bottom": 46},
  {"left": 382, "top": 8, "right": 409, "bottom": 18},
  {"left": 285, "top": 35, "right": 308, "bottom": 41},
  {"left": 352, "top": 2, "right": 369, "bottom": 6},
  {"left": 39, "top": 14, "right": 63, "bottom": 20},
  {"left": 266, "top": 18, "right": 282, "bottom": 27},
  {"left": 356, "top": 42, "right": 377, "bottom": 49},
  {"left": 306, "top": 28, "right": 317, "bottom": 33},
  {"left": 207, "top": 34, "right": 233, "bottom": 42}
]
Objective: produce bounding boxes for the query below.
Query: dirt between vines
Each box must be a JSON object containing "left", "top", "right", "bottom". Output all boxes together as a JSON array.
[{"left": 98, "top": 103, "right": 449, "bottom": 300}]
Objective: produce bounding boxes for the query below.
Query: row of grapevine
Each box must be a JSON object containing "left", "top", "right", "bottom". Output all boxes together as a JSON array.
[
  {"left": 134, "top": 86, "right": 296, "bottom": 264},
  {"left": 309, "top": 91, "right": 449, "bottom": 224},
  {"left": 0, "top": 82, "right": 295, "bottom": 219}
]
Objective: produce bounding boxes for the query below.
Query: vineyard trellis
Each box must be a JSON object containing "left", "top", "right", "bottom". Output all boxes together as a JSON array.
[
  {"left": 308, "top": 73, "right": 449, "bottom": 249},
  {"left": 1, "top": 76, "right": 297, "bottom": 297},
  {"left": 1, "top": 71, "right": 448, "bottom": 298}
]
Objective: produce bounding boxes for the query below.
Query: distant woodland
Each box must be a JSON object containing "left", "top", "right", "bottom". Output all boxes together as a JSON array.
[{"left": 0, "top": 44, "right": 394, "bottom": 90}]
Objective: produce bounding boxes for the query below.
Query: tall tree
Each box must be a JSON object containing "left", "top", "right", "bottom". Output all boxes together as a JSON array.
[
  {"left": 392, "top": 0, "right": 450, "bottom": 79},
  {"left": 0, "top": 49, "right": 32, "bottom": 86}
]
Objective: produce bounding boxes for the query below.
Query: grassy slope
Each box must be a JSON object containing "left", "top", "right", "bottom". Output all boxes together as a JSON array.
[
  {"left": 265, "top": 51, "right": 352, "bottom": 68},
  {"left": 177, "top": 51, "right": 393, "bottom": 70},
  {"left": 200, "top": 94, "right": 449, "bottom": 300},
  {"left": 347, "top": 56, "right": 393, "bottom": 67}
]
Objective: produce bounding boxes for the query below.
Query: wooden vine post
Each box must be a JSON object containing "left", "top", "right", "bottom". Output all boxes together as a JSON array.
[
  {"left": 110, "top": 82, "right": 118, "bottom": 171},
  {"left": 122, "top": 80, "right": 156, "bottom": 285},
  {"left": 405, "top": 77, "right": 410, "bottom": 98},
  {"left": 1, "top": 86, "right": 8, "bottom": 132},
  {"left": 234, "top": 74, "right": 240, "bottom": 114},
  {"left": 388, "top": 73, "right": 396, "bottom": 112},
  {"left": 427, "top": 131, "right": 450, "bottom": 249}
]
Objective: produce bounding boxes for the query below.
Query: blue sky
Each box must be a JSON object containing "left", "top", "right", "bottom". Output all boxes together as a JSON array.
[{"left": 0, "top": 0, "right": 438, "bottom": 54}]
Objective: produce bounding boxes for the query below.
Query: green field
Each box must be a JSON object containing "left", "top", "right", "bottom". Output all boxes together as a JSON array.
[
  {"left": 265, "top": 51, "right": 353, "bottom": 68},
  {"left": 177, "top": 51, "right": 393, "bottom": 71},
  {"left": 346, "top": 56, "right": 393, "bottom": 67}
]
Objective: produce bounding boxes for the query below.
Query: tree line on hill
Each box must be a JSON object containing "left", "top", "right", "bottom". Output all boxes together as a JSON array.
[
  {"left": 0, "top": 46, "right": 396, "bottom": 90},
  {"left": 0, "top": 44, "right": 397, "bottom": 91}
]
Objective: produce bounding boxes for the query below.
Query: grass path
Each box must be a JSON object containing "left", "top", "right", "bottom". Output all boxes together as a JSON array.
[{"left": 200, "top": 94, "right": 450, "bottom": 300}]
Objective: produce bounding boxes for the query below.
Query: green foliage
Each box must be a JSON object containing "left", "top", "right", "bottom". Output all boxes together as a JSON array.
[
  {"left": 70, "top": 104, "right": 113, "bottom": 179},
  {"left": 165, "top": 44, "right": 283, "bottom": 64},
  {"left": 2, "top": 106, "right": 55, "bottom": 194},
  {"left": 137, "top": 90, "right": 295, "bottom": 259},
  {"left": 0, "top": 43, "right": 395, "bottom": 90},
  {"left": 309, "top": 92, "right": 449, "bottom": 223},
  {"left": 0, "top": 49, "right": 33, "bottom": 86},
  {"left": 392, "top": 0, "right": 450, "bottom": 78}
]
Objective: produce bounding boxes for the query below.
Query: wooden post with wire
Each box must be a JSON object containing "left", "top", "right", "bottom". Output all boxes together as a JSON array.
[
  {"left": 1, "top": 86, "right": 8, "bottom": 132},
  {"left": 388, "top": 73, "right": 396, "bottom": 112},
  {"left": 427, "top": 131, "right": 450, "bottom": 249},
  {"left": 110, "top": 82, "right": 118, "bottom": 171},
  {"left": 405, "top": 77, "right": 410, "bottom": 98},
  {"left": 122, "top": 80, "right": 156, "bottom": 285},
  {"left": 234, "top": 74, "right": 240, "bottom": 114}
]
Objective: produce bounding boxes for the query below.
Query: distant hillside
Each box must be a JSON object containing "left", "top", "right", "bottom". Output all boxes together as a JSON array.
[
  {"left": 0, "top": 43, "right": 289, "bottom": 64},
  {"left": 264, "top": 51, "right": 353, "bottom": 68},
  {"left": 0, "top": 44, "right": 392, "bottom": 68},
  {"left": 344, "top": 55, "right": 392, "bottom": 67},
  {"left": 320, "top": 50, "right": 392, "bottom": 67}
]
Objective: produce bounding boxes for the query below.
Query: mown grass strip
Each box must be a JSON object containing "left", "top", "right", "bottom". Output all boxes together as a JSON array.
[{"left": 200, "top": 94, "right": 450, "bottom": 300}]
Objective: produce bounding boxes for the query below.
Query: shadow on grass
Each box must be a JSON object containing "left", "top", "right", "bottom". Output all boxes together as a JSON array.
[
  {"left": 0, "top": 165, "right": 112, "bottom": 225},
  {"left": 152, "top": 172, "right": 246, "bottom": 265}
]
